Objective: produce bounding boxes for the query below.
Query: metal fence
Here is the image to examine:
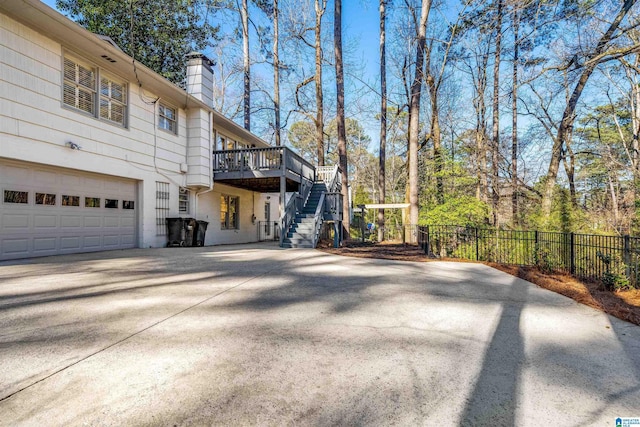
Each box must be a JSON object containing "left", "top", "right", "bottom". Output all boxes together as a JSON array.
[{"left": 416, "top": 225, "right": 640, "bottom": 288}]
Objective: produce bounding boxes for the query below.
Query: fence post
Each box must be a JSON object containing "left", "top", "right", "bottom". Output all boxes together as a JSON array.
[
  {"left": 475, "top": 227, "right": 479, "bottom": 261},
  {"left": 426, "top": 225, "right": 430, "bottom": 255},
  {"left": 570, "top": 232, "right": 575, "bottom": 275},
  {"left": 624, "top": 234, "right": 631, "bottom": 280},
  {"left": 534, "top": 230, "right": 539, "bottom": 265}
]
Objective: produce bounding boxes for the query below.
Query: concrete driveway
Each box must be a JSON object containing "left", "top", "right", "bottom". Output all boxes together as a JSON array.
[{"left": 0, "top": 243, "right": 638, "bottom": 426}]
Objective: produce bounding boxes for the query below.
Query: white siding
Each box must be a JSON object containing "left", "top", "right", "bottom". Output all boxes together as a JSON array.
[{"left": 1, "top": 10, "right": 273, "bottom": 255}]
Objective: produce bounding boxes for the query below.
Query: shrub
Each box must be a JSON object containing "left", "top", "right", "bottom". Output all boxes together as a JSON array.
[{"left": 596, "top": 251, "right": 631, "bottom": 291}]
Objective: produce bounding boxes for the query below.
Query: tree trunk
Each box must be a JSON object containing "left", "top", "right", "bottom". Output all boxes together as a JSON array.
[
  {"left": 315, "top": 0, "right": 325, "bottom": 166},
  {"left": 334, "top": 0, "right": 349, "bottom": 239},
  {"left": 407, "top": 0, "right": 433, "bottom": 226},
  {"left": 474, "top": 48, "right": 489, "bottom": 204},
  {"left": 426, "top": 74, "right": 444, "bottom": 205},
  {"left": 378, "top": 0, "right": 387, "bottom": 242},
  {"left": 511, "top": 7, "right": 519, "bottom": 226},
  {"left": 541, "top": 0, "right": 636, "bottom": 219},
  {"left": 630, "top": 58, "right": 640, "bottom": 232},
  {"left": 562, "top": 140, "right": 577, "bottom": 207},
  {"left": 273, "top": 0, "right": 281, "bottom": 146},
  {"left": 241, "top": 0, "right": 250, "bottom": 130},
  {"left": 491, "top": 0, "right": 503, "bottom": 227}
]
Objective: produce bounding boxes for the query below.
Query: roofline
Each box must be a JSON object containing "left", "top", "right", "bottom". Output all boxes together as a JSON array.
[{"left": 0, "top": 0, "right": 270, "bottom": 148}]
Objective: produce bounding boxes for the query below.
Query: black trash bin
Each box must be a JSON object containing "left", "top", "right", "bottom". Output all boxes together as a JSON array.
[
  {"left": 194, "top": 220, "right": 209, "bottom": 246},
  {"left": 183, "top": 218, "right": 197, "bottom": 247},
  {"left": 166, "top": 217, "right": 185, "bottom": 246}
]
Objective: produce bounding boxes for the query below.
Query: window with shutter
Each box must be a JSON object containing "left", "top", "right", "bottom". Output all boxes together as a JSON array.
[
  {"left": 62, "top": 55, "right": 128, "bottom": 127},
  {"left": 63, "top": 58, "right": 95, "bottom": 114},
  {"left": 100, "top": 77, "right": 127, "bottom": 126}
]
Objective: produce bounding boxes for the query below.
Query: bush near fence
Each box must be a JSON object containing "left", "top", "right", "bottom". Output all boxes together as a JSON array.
[{"left": 414, "top": 225, "right": 639, "bottom": 290}]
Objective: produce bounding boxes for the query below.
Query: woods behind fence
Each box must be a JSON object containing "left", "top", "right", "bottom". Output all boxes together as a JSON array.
[{"left": 413, "top": 225, "right": 640, "bottom": 290}]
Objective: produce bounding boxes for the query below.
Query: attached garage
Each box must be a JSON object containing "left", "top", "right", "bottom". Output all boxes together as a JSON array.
[{"left": 0, "top": 160, "right": 137, "bottom": 261}]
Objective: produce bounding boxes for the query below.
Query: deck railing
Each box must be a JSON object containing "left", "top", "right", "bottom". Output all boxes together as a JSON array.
[{"left": 212, "top": 146, "right": 315, "bottom": 182}]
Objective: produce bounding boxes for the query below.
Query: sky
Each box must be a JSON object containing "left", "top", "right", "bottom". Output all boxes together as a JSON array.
[{"left": 40, "top": 0, "right": 384, "bottom": 147}]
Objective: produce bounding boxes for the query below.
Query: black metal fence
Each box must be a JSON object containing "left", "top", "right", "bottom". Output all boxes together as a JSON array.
[
  {"left": 416, "top": 225, "right": 640, "bottom": 288},
  {"left": 257, "top": 221, "right": 280, "bottom": 242}
]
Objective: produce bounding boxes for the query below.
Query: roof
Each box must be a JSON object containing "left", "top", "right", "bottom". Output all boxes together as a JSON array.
[{"left": 0, "top": 0, "right": 269, "bottom": 148}]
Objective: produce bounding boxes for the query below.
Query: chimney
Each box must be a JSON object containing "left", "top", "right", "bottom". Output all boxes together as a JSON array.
[{"left": 185, "top": 52, "right": 214, "bottom": 108}]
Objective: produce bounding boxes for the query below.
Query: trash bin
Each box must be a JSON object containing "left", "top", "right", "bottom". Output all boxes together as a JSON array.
[
  {"left": 183, "top": 218, "right": 197, "bottom": 247},
  {"left": 166, "top": 217, "right": 197, "bottom": 247},
  {"left": 194, "top": 220, "right": 209, "bottom": 246},
  {"left": 166, "top": 217, "right": 185, "bottom": 247}
]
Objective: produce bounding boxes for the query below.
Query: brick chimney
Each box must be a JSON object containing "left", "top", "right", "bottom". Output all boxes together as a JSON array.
[{"left": 185, "top": 52, "right": 214, "bottom": 108}]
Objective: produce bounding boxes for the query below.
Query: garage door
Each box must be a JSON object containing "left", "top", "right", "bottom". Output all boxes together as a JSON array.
[{"left": 0, "top": 160, "right": 137, "bottom": 260}]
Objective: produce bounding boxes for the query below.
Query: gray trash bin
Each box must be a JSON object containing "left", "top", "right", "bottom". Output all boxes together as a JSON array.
[{"left": 194, "top": 220, "right": 209, "bottom": 246}]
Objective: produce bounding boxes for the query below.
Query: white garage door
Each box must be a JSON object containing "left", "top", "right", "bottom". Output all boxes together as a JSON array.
[{"left": 0, "top": 160, "right": 137, "bottom": 260}]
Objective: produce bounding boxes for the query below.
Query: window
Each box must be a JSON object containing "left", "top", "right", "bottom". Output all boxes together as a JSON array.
[
  {"left": 156, "top": 182, "right": 169, "bottom": 235},
  {"left": 123, "top": 200, "right": 135, "bottom": 210},
  {"left": 36, "top": 193, "right": 56, "bottom": 206},
  {"left": 63, "top": 55, "right": 127, "bottom": 127},
  {"left": 85, "top": 197, "right": 100, "bottom": 208},
  {"left": 159, "top": 103, "right": 177, "bottom": 134},
  {"left": 105, "top": 199, "right": 118, "bottom": 209},
  {"left": 63, "top": 57, "right": 95, "bottom": 115},
  {"left": 100, "top": 77, "right": 126, "bottom": 126},
  {"left": 62, "top": 195, "right": 80, "bottom": 206},
  {"left": 4, "top": 190, "right": 28, "bottom": 204},
  {"left": 179, "top": 187, "right": 190, "bottom": 214},
  {"left": 221, "top": 195, "right": 239, "bottom": 230}
]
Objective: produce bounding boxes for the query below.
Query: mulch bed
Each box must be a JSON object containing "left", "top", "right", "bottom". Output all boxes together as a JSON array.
[{"left": 318, "top": 240, "right": 640, "bottom": 326}]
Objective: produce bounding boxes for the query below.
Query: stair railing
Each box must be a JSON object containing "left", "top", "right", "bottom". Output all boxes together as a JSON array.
[
  {"left": 280, "top": 194, "right": 299, "bottom": 246},
  {"left": 312, "top": 191, "right": 326, "bottom": 248}
]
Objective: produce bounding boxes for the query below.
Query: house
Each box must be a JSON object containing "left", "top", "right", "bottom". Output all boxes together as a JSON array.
[{"left": 0, "top": 0, "right": 341, "bottom": 261}]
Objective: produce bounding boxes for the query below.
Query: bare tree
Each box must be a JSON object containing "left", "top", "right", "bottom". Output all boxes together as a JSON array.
[
  {"left": 315, "top": 0, "right": 327, "bottom": 165},
  {"left": 241, "top": 0, "right": 251, "bottom": 130},
  {"left": 335, "top": 0, "right": 349, "bottom": 238},
  {"left": 407, "top": 0, "right": 433, "bottom": 226},
  {"left": 541, "top": 0, "right": 639, "bottom": 219},
  {"left": 491, "top": 0, "right": 503, "bottom": 226},
  {"left": 511, "top": 3, "right": 520, "bottom": 225},
  {"left": 273, "top": 0, "right": 281, "bottom": 145},
  {"left": 378, "top": 0, "right": 388, "bottom": 241}
]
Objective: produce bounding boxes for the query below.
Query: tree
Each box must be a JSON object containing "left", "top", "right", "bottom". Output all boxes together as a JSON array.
[
  {"left": 422, "top": 1, "right": 470, "bottom": 206},
  {"left": 378, "top": 0, "right": 388, "bottom": 241},
  {"left": 541, "top": 0, "right": 639, "bottom": 220},
  {"left": 240, "top": 0, "right": 251, "bottom": 129},
  {"left": 491, "top": 0, "right": 503, "bottom": 226},
  {"left": 314, "top": 0, "right": 328, "bottom": 165},
  {"left": 407, "top": 0, "right": 433, "bottom": 226},
  {"left": 334, "top": 0, "right": 349, "bottom": 238},
  {"left": 57, "top": 0, "right": 220, "bottom": 85},
  {"left": 288, "top": 119, "right": 317, "bottom": 164},
  {"left": 511, "top": 2, "right": 520, "bottom": 226},
  {"left": 273, "top": 0, "right": 282, "bottom": 145}
]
